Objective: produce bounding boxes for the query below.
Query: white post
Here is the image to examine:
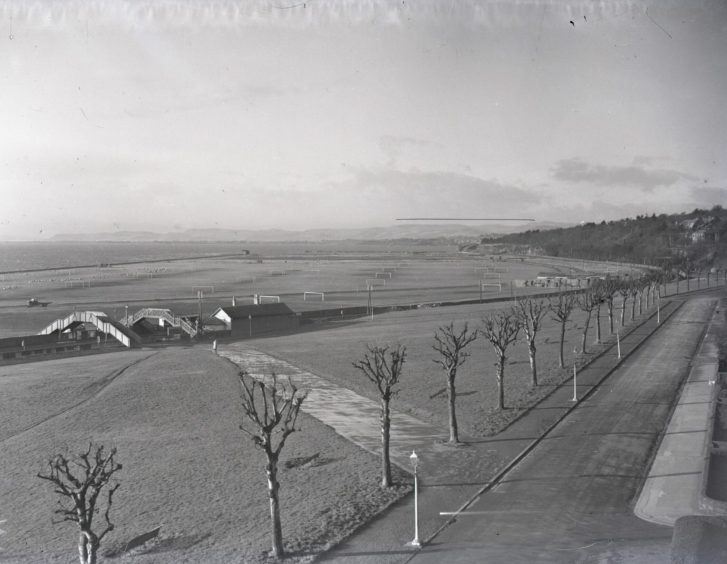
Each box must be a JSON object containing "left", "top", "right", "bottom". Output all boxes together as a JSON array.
[
  {"left": 409, "top": 451, "right": 421, "bottom": 548},
  {"left": 616, "top": 330, "right": 621, "bottom": 359},
  {"left": 572, "top": 362, "right": 578, "bottom": 402},
  {"left": 657, "top": 295, "right": 660, "bottom": 325}
]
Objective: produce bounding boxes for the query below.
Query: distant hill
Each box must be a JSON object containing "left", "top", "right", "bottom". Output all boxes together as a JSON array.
[
  {"left": 486, "top": 206, "right": 727, "bottom": 269},
  {"left": 50, "top": 222, "right": 571, "bottom": 243}
]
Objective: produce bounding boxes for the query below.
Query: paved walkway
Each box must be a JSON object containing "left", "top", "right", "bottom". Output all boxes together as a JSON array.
[
  {"left": 634, "top": 299, "right": 723, "bottom": 526},
  {"left": 217, "top": 347, "right": 447, "bottom": 469}
]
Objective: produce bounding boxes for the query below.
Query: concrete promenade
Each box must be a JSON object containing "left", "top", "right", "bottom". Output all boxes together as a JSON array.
[
  {"left": 404, "top": 298, "right": 716, "bottom": 564},
  {"left": 635, "top": 298, "right": 724, "bottom": 525}
]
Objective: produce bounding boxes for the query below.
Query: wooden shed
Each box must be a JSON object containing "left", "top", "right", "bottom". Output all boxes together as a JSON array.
[{"left": 211, "top": 303, "right": 299, "bottom": 339}]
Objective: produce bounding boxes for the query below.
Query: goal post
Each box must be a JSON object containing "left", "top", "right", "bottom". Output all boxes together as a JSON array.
[
  {"left": 257, "top": 295, "right": 280, "bottom": 303},
  {"left": 192, "top": 285, "right": 215, "bottom": 295},
  {"left": 479, "top": 279, "right": 503, "bottom": 292},
  {"left": 303, "top": 291, "right": 325, "bottom": 302}
]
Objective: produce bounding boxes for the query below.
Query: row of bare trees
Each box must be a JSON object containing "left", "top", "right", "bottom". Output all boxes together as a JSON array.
[{"left": 432, "top": 274, "right": 668, "bottom": 445}]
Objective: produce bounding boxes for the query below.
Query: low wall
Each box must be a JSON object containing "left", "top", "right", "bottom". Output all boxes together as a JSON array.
[{"left": 672, "top": 515, "right": 727, "bottom": 564}]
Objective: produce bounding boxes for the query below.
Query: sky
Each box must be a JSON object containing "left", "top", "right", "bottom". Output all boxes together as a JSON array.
[{"left": 1, "top": 0, "right": 726, "bottom": 240}]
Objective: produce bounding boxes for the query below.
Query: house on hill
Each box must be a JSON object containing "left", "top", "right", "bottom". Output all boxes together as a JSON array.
[{"left": 211, "top": 303, "right": 299, "bottom": 339}]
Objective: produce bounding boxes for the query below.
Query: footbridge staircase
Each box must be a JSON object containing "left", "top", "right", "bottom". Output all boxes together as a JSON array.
[
  {"left": 123, "top": 308, "right": 198, "bottom": 338},
  {"left": 38, "top": 311, "right": 143, "bottom": 348}
]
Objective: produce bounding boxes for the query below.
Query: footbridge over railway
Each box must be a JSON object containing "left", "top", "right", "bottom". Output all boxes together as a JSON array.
[
  {"left": 38, "top": 311, "right": 142, "bottom": 348},
  {"left": 122, "top": 308, "right": 198, "bottom": 338}
]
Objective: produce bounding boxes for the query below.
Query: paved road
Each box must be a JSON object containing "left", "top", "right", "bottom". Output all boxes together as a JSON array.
[{"left": 407, "top": 298, "right": 716, "bottom": 564}]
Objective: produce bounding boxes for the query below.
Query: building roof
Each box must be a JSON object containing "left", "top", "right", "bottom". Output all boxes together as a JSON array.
[{"left": 215, "top": 303, "right": 296, "bottom": 319}]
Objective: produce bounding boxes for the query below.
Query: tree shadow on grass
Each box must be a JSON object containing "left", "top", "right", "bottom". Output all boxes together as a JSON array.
[
  {"left": 105, "top": 532, "right": 212, "bottom": 558},
  {"left": 284, "top": 452, "right": 342, "bottom": 470}
]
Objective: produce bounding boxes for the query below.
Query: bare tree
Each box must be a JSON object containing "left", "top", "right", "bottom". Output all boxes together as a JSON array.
[
  {"left": 618, "top": 283, "right": 630, "bottom": 327},
  {"left": 590, "top": 280, "right": 606, "bottom": 344},
  {"left": 480, "top": 311, "right": 521, "bottom": 410},
  {"left": 37, "top": 444, "right": 122, "bottom": 564},
  {"left": 577, "top": 288, "right": 599, "bottom": 354},
  {"left": 644, "top": 275, "right": 654, "bottom": 309},
  {"left": 629, "top": 281, "right": 639, "bottom": 321},
  {"left": 639, "top": 278, "right": 649, "bottom": 315},
  {"left": 353, "top": 344, "right": 407, "bottom": 487},
  {"left": 239, "top": 372, "right": 306, "bottom": 561},
  {"left": 549, "top": 292, "right": 577, "bottom": 369},
  {"left": 601, "top": 277, "right": 619, "bottom": 335},
  {"left": 513, "top": 297, "right": 548, "bottom": 387},
  {"left": 433, "top": 322, "right": 478, "bottom": 444}
]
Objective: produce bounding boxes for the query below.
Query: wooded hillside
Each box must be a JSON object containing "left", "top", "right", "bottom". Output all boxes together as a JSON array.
[{"left": 489, "top": 206, "right": 727, "bottom": 269}]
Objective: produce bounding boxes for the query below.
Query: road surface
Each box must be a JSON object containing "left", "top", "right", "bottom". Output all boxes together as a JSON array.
[{"left": 408, "top": 297, "right": 716, "bottom": 564}]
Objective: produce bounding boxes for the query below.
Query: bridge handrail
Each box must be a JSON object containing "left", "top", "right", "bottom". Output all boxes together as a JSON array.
[{"left": 125, "top": 308, "right": 197, "bottom": 337}]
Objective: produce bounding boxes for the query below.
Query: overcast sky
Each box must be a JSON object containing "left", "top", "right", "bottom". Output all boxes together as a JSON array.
[{"left": 1, "top": 0, "right": 726, "bottom": 239}]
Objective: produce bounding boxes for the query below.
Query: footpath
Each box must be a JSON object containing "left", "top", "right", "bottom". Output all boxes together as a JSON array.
[
  {"left": 635, "top": 298, "right": 724, "bottom": 525},
  {"left": 219, "top": 297, "right": 687, "bottom": 564},
  {"left": 217, "top": 348, "right": 446, "bottom": 469}
]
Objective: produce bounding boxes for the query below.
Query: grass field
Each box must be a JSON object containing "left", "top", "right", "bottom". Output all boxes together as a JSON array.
[
  {"left": 246, "top": 296, "right": 648, "bottom": 437},
  {"left": 0, "top": 348, "right": 409, "bottom": 563},
  {"left": 0, "top": 245, "right": 643, "bottom": 339}
]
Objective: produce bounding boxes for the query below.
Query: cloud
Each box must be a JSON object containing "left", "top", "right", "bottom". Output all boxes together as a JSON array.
[
  {"left": 551, "top": 158, "right": 697, "bottom": 192},
  {"left": 378, "top": 136, "right": 435, "bottom": 167},
  {"left": 322, "top": 167, "right": 542, "bottom": 220},
  {"left": 690, "top": 186, "right": 727, "bottom": 207}
]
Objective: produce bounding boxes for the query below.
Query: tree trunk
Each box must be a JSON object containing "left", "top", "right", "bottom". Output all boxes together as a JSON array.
[
  {"left": 497, "top": 358, "right": 505, "bottom": 410},
  {"left": 78, "top": 532, "right": 89, "bottom": 564},
  {"left": 581, "top": 310, "right": 591, "bottom": 354},
  {"left": 620, "top": 298, "right": 626, "bottom": 326},
  {"left": 595, "top": 304, "right": 602, "bottom": 343},
  {"left": 528, "top": 340, "right": 537, "bottom": 387},
  {"left": 608, "top": 302, "right": 614, "bottom": 334},
  {"left": 638, "top": 292, "right": 643, "bottom": 315},
  {"left": 381, "top": 398, "right": 392, "bottom": 486},
  {"left": 447, "top": 372, "right": 459, "bottom": 444},
  {"left": 631, "top": 296, "right": 636, "bottom": 320},
  {"left": 266, "top": 452, "right": 284, "bottom": 560},
  {"left": 559, "top": 319, "right": 566, "bottom": 368},
  {"left": 87, "top": 537, "right": 98, "bottom": 564},
  {"left": 676, "top": 277, "right": 680, "bottom": 294},
  {"left": 78, "top": 530, "right": 98, "bottom": 564}
]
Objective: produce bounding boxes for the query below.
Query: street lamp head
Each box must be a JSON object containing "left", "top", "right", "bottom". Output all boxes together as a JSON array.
[{"left": 410, "top": 450, "right": 418, "bottom": 469}]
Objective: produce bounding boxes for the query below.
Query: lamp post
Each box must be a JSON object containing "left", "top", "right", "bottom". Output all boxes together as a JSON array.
[
  {"left": 656, "top": 293, "right": 661, "bottom": 325},
  {"left": 571, "top": 347, "right": 579, "bottom": 402},
  {"left": 125, "top": 305, "right": 128, "bottom": 325},
  {"left": 616, "top": 329, "right": 621, "bottom": 360},
  {"left": 409, "top": 451, "right": 421, "bottom": 548}
]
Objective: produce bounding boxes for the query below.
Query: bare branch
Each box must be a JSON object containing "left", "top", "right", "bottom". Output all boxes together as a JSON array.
[{"left": 37, "top": 444, "right": 122, "bottom": 564}]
